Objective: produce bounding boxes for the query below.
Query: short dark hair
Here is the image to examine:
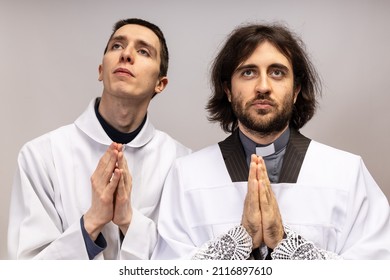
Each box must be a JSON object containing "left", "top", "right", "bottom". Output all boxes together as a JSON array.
[
  {"left": 207, "top": 23, "right": 321, "bottom": 132},
  {"left": 103, "top": 18, "right": 169, "bottom": 77}
]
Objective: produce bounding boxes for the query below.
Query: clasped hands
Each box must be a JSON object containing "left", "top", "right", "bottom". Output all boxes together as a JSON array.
[
  {"left": 84, "top": 143, "right": 132, "bottom": 241},
  {"left": 241, "top": 154, "right": 284, "bottom": 249}
]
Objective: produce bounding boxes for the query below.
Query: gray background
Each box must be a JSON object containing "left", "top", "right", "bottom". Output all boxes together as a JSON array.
[{"left": 1, "top": 0, "right": 389, "bottom": 259}]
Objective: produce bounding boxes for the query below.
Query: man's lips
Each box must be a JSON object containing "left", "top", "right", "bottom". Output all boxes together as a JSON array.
[
  {"left": 113, "top": 67, "right": 135, "bottom": 77},
  {"left": 251, "top": 99, "right": 274, "bottom": 108}
]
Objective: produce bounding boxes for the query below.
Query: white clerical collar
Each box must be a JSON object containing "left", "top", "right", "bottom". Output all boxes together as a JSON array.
[
  {"left": 239, "top": 128, "right": 290, "bottom": 158},
  {"left": 256, "top": 144, "right": 276, "bottom": 157}
]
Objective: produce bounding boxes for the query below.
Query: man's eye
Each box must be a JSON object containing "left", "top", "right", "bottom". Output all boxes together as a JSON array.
[
  {"left": 138, "top": 49, "right": 150, "bottom": 56},
  {"left": 242, "top": 70, "right": 254, "bottom": 77},
  {"left": 111, "top": 43, "right": 123, "bottom": 50},
  {"left": 270, "top": 69, "right": 285, "bottom": 78}
]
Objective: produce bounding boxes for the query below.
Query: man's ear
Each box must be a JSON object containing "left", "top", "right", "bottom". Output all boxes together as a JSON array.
[
  {"left": 224, "top": 82, "right": 232, "bottom": 102},
  {"left": 98, "top": 64, "right": 103, "bottom": 81},
  {"left": 293, "top": 84, "right": 301, "bottom": 104},
  {"left": 154, "top": 76, "right": 168, "bottom": 95}
]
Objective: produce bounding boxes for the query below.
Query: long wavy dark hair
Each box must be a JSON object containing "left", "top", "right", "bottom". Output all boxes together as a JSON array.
[{"left": 207, "top": 23, "right": 321, "bottom": 133}]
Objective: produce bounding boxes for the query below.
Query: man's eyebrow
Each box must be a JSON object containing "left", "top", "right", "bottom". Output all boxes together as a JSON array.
[
  {"left": 108, "top": 35, "right": 157, "bottom": 56},
  {"left": 234, "top": 63, "right": 258, "bottom": 73},
  {"left": 235, "top": 63, "right": 291, "bottom": 73},
  {"left": 136, "top": 39, "right": 158, "bottom": 56},
  {"left": 269, "top": 63, "right": 290, "bottom": 72},
  {"left": 109, "top": 35, "right": 127, "bottom": 45}
]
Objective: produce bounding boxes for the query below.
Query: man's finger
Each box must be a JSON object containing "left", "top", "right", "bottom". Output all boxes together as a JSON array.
[{"left": 107, "top": 168, "right": 121, "bottom": 195}]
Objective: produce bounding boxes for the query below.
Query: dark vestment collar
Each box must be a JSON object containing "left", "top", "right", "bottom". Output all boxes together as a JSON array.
[{"left": 218, "top": 128, "right": 311, "bottom": 183}]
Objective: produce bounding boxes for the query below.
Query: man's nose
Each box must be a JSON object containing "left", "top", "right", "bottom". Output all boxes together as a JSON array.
[
  {"left": 120, "top": 47, "right": 133, "bottom": 63},
  {"left": 255, "top": 76, "right": 271, "bottom": 94}
]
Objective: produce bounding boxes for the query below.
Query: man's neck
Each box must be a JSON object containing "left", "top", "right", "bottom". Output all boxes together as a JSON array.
[
  {"left": 98, "top": 93, "right": 150, "bottom": 133},
  {"left": 238, "top": 124, "right": 289, "bottom": 146}
]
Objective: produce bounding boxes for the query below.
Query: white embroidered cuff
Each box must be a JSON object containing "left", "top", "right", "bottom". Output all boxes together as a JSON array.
[
  {"left": 271, "top": 225, "right": 342, "bottom": 260},
  {"left": 191, "top": 225, "right": 252, "bottom": 260}
]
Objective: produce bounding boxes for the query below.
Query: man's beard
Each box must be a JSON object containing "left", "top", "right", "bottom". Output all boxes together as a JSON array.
[{"left": 232, "top": 93, "right": 294, "bottom": 136}]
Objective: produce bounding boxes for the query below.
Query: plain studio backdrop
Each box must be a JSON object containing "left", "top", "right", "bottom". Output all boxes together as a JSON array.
[{"left": 0, "top": 0, "right": 389, "bottom": 259}]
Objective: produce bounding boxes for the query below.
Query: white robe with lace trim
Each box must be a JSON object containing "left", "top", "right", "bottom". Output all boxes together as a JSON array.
[{"left": 153, "top": 141, "right": 390, "bottom": 260}]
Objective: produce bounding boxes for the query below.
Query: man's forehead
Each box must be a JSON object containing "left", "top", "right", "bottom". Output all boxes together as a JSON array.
[
  {"left": 112, "top": 24, "right": 160, "bottom": 45},
  {"left": 242, "top": 41, "right": 292, "bottom": 67}
]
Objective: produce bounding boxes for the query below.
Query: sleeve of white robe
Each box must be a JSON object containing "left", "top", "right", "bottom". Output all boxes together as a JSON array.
[
  {"left": 152, "top": 161, "right": 199, "bottom": 259},
  {"left": 270, "top": 158, "right": 390, "bottom": 260},
  {"left": 336, "top": 158, "right": 390, "bottom": 259},
  {"left": 120, "top": 208, "right": 158, "bottom": 259},
  {"left": 8, "top": 142, "right": 89, "bottom": 259}
]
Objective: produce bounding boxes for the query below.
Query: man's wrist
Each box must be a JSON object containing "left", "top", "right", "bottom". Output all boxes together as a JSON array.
[{"left": 84, "top": 212, "right": 104, "bottom": 241}]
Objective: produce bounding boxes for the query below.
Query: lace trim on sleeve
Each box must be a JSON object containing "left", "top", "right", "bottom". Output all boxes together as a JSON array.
[
  {"left": 271, "top": 225, "right": 342, "bottom": 260},
  {"left": 191, "top": 225, "right": 252, "bottom": 260}
]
